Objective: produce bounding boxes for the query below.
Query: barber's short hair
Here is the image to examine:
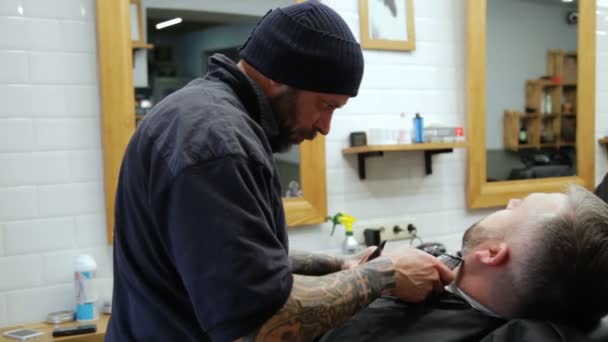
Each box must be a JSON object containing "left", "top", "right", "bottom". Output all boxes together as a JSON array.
[{"left": 514, "top": 185, "right": 608, "bottom": 330}]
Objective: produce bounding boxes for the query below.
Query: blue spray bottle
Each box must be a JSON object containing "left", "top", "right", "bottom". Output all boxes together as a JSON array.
[{"left": 413, "top": 113, "right": 424, "bottom": 143}]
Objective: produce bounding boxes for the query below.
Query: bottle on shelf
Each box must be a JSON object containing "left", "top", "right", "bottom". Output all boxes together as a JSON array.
[
  {"left": 519, "top": 125, "right": 528, "bottom": 144},
  {"left": 413, "top": 113, "right": 424, "bottom": 143}
]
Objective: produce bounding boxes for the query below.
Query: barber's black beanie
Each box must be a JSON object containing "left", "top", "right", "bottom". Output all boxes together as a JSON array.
[{"left": 239, "top": 1, "right": 364, "bottom": 96}]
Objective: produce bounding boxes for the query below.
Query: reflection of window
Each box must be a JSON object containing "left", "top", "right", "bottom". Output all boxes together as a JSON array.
[{"left": 369, "top": 0, "right": 408, "bottom": 41}]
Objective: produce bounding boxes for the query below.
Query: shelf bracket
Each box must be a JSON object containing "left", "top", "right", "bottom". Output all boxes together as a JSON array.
[
  {"left": 357, "top": 152, "right": 384, "bottom": 180},
  {"left": 424, "top": 149, "right": 454, "bottom": 175}
]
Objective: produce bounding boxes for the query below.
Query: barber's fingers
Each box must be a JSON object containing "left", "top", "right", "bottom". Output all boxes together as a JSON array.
[
  {"left": 434, "top": 260, "right": 456, "bottom": 285},
  {"left": 432, "top": 279, "right": 445, "bottom": 294}
]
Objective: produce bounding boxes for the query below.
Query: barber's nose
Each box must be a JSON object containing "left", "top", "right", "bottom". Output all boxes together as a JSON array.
[{"left": 315, "top": 112, "right": 333, "bottom": 135}]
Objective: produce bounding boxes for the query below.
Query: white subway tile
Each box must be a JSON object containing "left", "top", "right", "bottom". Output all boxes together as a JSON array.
[
  {"left": 0, "top": 254, "right": 43, "bottom": 291},
  {"left": 0, "top": 85, "right": 24, "bottom": 117},
  {"left": 0, "top": 223, "right": 4, "bottom": 257},
  {"left": 22, "top": 0, "right": 89, "bottom": 20},
  {"left": 29, "top": 85, "right": 67, "bottom": 117},
  {"left": 30, "top": 151, "right": 70, "bottom": 184},
  {"left": 0, "top": 293, "right": 6, "bottom": 327},
  {"left": 0, "top": 17, "right": 28, "bottom": 50},
  {"left": 598, "top": 91, "right": 608, "bottom": 114},
  {"left": 75, "top": 214, "right": 106, "bottom": 248},
  {"left": 37, "top": 182, "right": 104, "bottom": 216},
  {"left": 64, "top": 86, "right": 100, "bottom": 117},
  {"left": 0, "top": 118, "right": 33, "bottom": 152},
  {"left": 34, "top": 118, "right": 101, "bottom": 150},
  {"left": 598, "top": 60, "right": 608, "bottom": 92},
  {"left": 439, "top": 185, "right": 467, "bottom": 211},
  {"left": 0, "top": 85, "right": 67, "bottom": 118},
  {"left": 68, "top": 149, "right": 102, "bottom": 182},
  {"left": 60, "top": 21, "right": 96, "bottom": 52},
  {"left": 0, "top": 0, "right": 24, "bottom": 16},
  {"left": 96, "top": 277, "right": 113, "bottom": 305},
  {"left": 26, "top": 18, "right": 62, "bottom": 51},
  {"left": 0, "top": 153, "right": 33, "bottom": 186},
  {"left": 412, "top": 211, "right": 451, "bottom": 237},
  {"left": 28, "top": 52, "right": 97, "bottom": 84},
  {"left": 0, "top": 186, "right": 37, "bottom": 220},
  {"left": 42, "top": 250, "right": 78, "bottom": 284},
  {"left": 0, "top": 152, "right": 70, "bottom": 186},
  {"left": 0, "top": 51, "right": 27, "bottom": 83},
  {"left": 4, "top": 217, "right": 75, "bottom": 255},
  {"left": 5, "top": 284, "right": 73, "bottom": 325}
]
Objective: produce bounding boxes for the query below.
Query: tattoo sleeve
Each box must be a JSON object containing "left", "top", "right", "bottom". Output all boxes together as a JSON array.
[
  {"left": 246, "top": 256, "right": 396, "bottom": 342},
  {"left": 288, "top": 250, "right": 344, "bottom": 276}
]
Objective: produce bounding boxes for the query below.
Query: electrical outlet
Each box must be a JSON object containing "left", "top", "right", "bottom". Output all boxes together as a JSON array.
[{"left": 353, "top": 217, "right": 417, "bottom": 245}]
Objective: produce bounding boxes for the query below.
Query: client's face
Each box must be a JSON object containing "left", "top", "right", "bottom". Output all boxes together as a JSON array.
[{"left": 462, "top": 192, "right": 568, "bottom": 251}]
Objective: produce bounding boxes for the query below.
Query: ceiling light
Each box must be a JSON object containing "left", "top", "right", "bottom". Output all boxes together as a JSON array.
[
  {"left": 562, "top": 0, "right": 574, "bottom": 3},
  {"left": 156, "top": 17, "right": 182, "bottom": 30}
]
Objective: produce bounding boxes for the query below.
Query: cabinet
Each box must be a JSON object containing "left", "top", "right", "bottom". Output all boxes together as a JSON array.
[{"left": 504, "top": 50, "right": 577, "bottom": 151}]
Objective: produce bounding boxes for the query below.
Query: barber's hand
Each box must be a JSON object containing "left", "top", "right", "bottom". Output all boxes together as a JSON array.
[
  {"left": 341, "top": 246, "right": 377, "bottom": 270},
  {"left": 384, "top": 247, "right": 455, "bottom": 303}
]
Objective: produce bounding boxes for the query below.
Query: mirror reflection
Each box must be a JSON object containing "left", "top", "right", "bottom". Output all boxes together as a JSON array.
[
  {"left": 486, "top": 0, "right": 578, "bottom": 182},
  {"left": 133, "top": 0, "right": 301, "bottom": 192}
]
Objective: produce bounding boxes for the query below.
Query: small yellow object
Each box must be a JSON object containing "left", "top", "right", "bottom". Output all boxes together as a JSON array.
[
  {"left": 337, "top": 213, "right": 356, "bottom": 233},
  {"left": 328, "top": 212, "right": 356, "bottom": 235}
]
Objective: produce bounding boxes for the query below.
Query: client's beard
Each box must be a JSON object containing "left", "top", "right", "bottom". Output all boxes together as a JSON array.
[
  {"left": 461, "top": 221, "right": 485, "bottom": 253},
  {"left": 268, "top": 88, "right": 317, "bottom": 153}
]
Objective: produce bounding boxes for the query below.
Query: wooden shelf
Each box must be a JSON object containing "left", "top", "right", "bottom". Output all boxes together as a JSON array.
[
  {"left": 508, "top": 144, "right": 538, "bottom": 151},
  {"left": 600, "top": 137, "right": 608, "bottom": 145},
  {"left": 342, "top": 142, "right": 467, "bottom": 179},
  {"left": 342, "top": 142, "right": 467, "bottom": 154},
  {"left": 132, "top": 41, "right": 154, "bottom": 49}
]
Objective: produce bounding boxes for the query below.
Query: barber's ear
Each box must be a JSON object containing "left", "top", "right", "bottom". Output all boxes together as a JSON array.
[
  {"left": 474, "top": 242, "right": 508, "bottom": 266},
  {"left": 267, "top": 79, "right": 288, "bottom": 97}
]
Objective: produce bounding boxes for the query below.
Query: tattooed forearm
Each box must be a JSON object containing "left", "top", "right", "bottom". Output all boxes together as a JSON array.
[
  {"left": 288, "top": 250, "right": 344, "bottom": 276},
  {"left": 250, "top": 256, "right": 396, "bottom": 341}
]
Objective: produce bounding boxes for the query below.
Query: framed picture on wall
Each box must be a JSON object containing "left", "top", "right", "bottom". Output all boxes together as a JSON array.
[{"left": 359, "top": 0, "right": 416, "bottom": 51}]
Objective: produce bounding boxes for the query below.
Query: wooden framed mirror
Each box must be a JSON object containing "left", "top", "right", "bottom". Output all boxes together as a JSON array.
[
  {"left": 96, "top": 0, "right": 327, "bottom": 242},
  {"left": 466, "top": 0, "right": 596, "bottom": 208}
]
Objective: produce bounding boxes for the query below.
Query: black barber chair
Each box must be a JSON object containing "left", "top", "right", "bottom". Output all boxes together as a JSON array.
[{"left": 508, "top": 151, "right": 575, "bottom": 180}]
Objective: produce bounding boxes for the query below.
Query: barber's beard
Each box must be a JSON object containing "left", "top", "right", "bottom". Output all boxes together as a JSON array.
[{"left": 268, "top": 89, "right": 317, "bottom": 153}]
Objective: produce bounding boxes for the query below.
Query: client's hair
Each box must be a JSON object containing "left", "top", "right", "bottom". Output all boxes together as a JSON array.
[{"left": 513, "top": 185, "right": 608, "bottom": 330}]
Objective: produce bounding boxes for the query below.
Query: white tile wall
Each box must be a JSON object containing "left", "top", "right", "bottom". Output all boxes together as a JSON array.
[
  {"left": 4, "top": 217, "right": 76, "bottom": 255},
  {"left": 5, "top": 284, "right": 74, "bottom": 326},
  {"left": 0, "top": 119, "right": 33, "bottom": 151},
  {"left": 0, "top": 0, "right": 108, "bottom": 327},
  {"left": 0, "top": 51, "right": 28, "bottom": 83},
  {"left": 0, "top": 254, "right": 43, "bottom": 291},
  {"left": 0, "top": 294, "right": 6, "bottom": 326},
  {"left": 0, "top": 0, "right": 605, "bottom": 328}
]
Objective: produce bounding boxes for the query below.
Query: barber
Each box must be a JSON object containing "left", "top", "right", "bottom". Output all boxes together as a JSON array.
[{"left": 106, "top": 2, "right": 455, "bottom": 341}]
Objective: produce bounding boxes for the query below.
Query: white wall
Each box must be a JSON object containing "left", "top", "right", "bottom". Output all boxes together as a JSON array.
[
  {"left": 0, "top": 0, "right": 607, "bottom": 327},
  {"left": 0, "top": 0, "right": 111, "bottom": 326},
  {"left": 486, "top": 0, "right": 578, "bottom": 149}
]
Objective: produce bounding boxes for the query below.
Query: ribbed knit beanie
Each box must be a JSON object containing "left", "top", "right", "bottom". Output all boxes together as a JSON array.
[{"left": 239, "top": 1, "right": 364, "bottom": 96}]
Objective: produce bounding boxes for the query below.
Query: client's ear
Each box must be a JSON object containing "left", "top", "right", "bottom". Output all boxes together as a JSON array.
[{"left": 474, "top": 241, "right": 509, "bottom": 266}]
